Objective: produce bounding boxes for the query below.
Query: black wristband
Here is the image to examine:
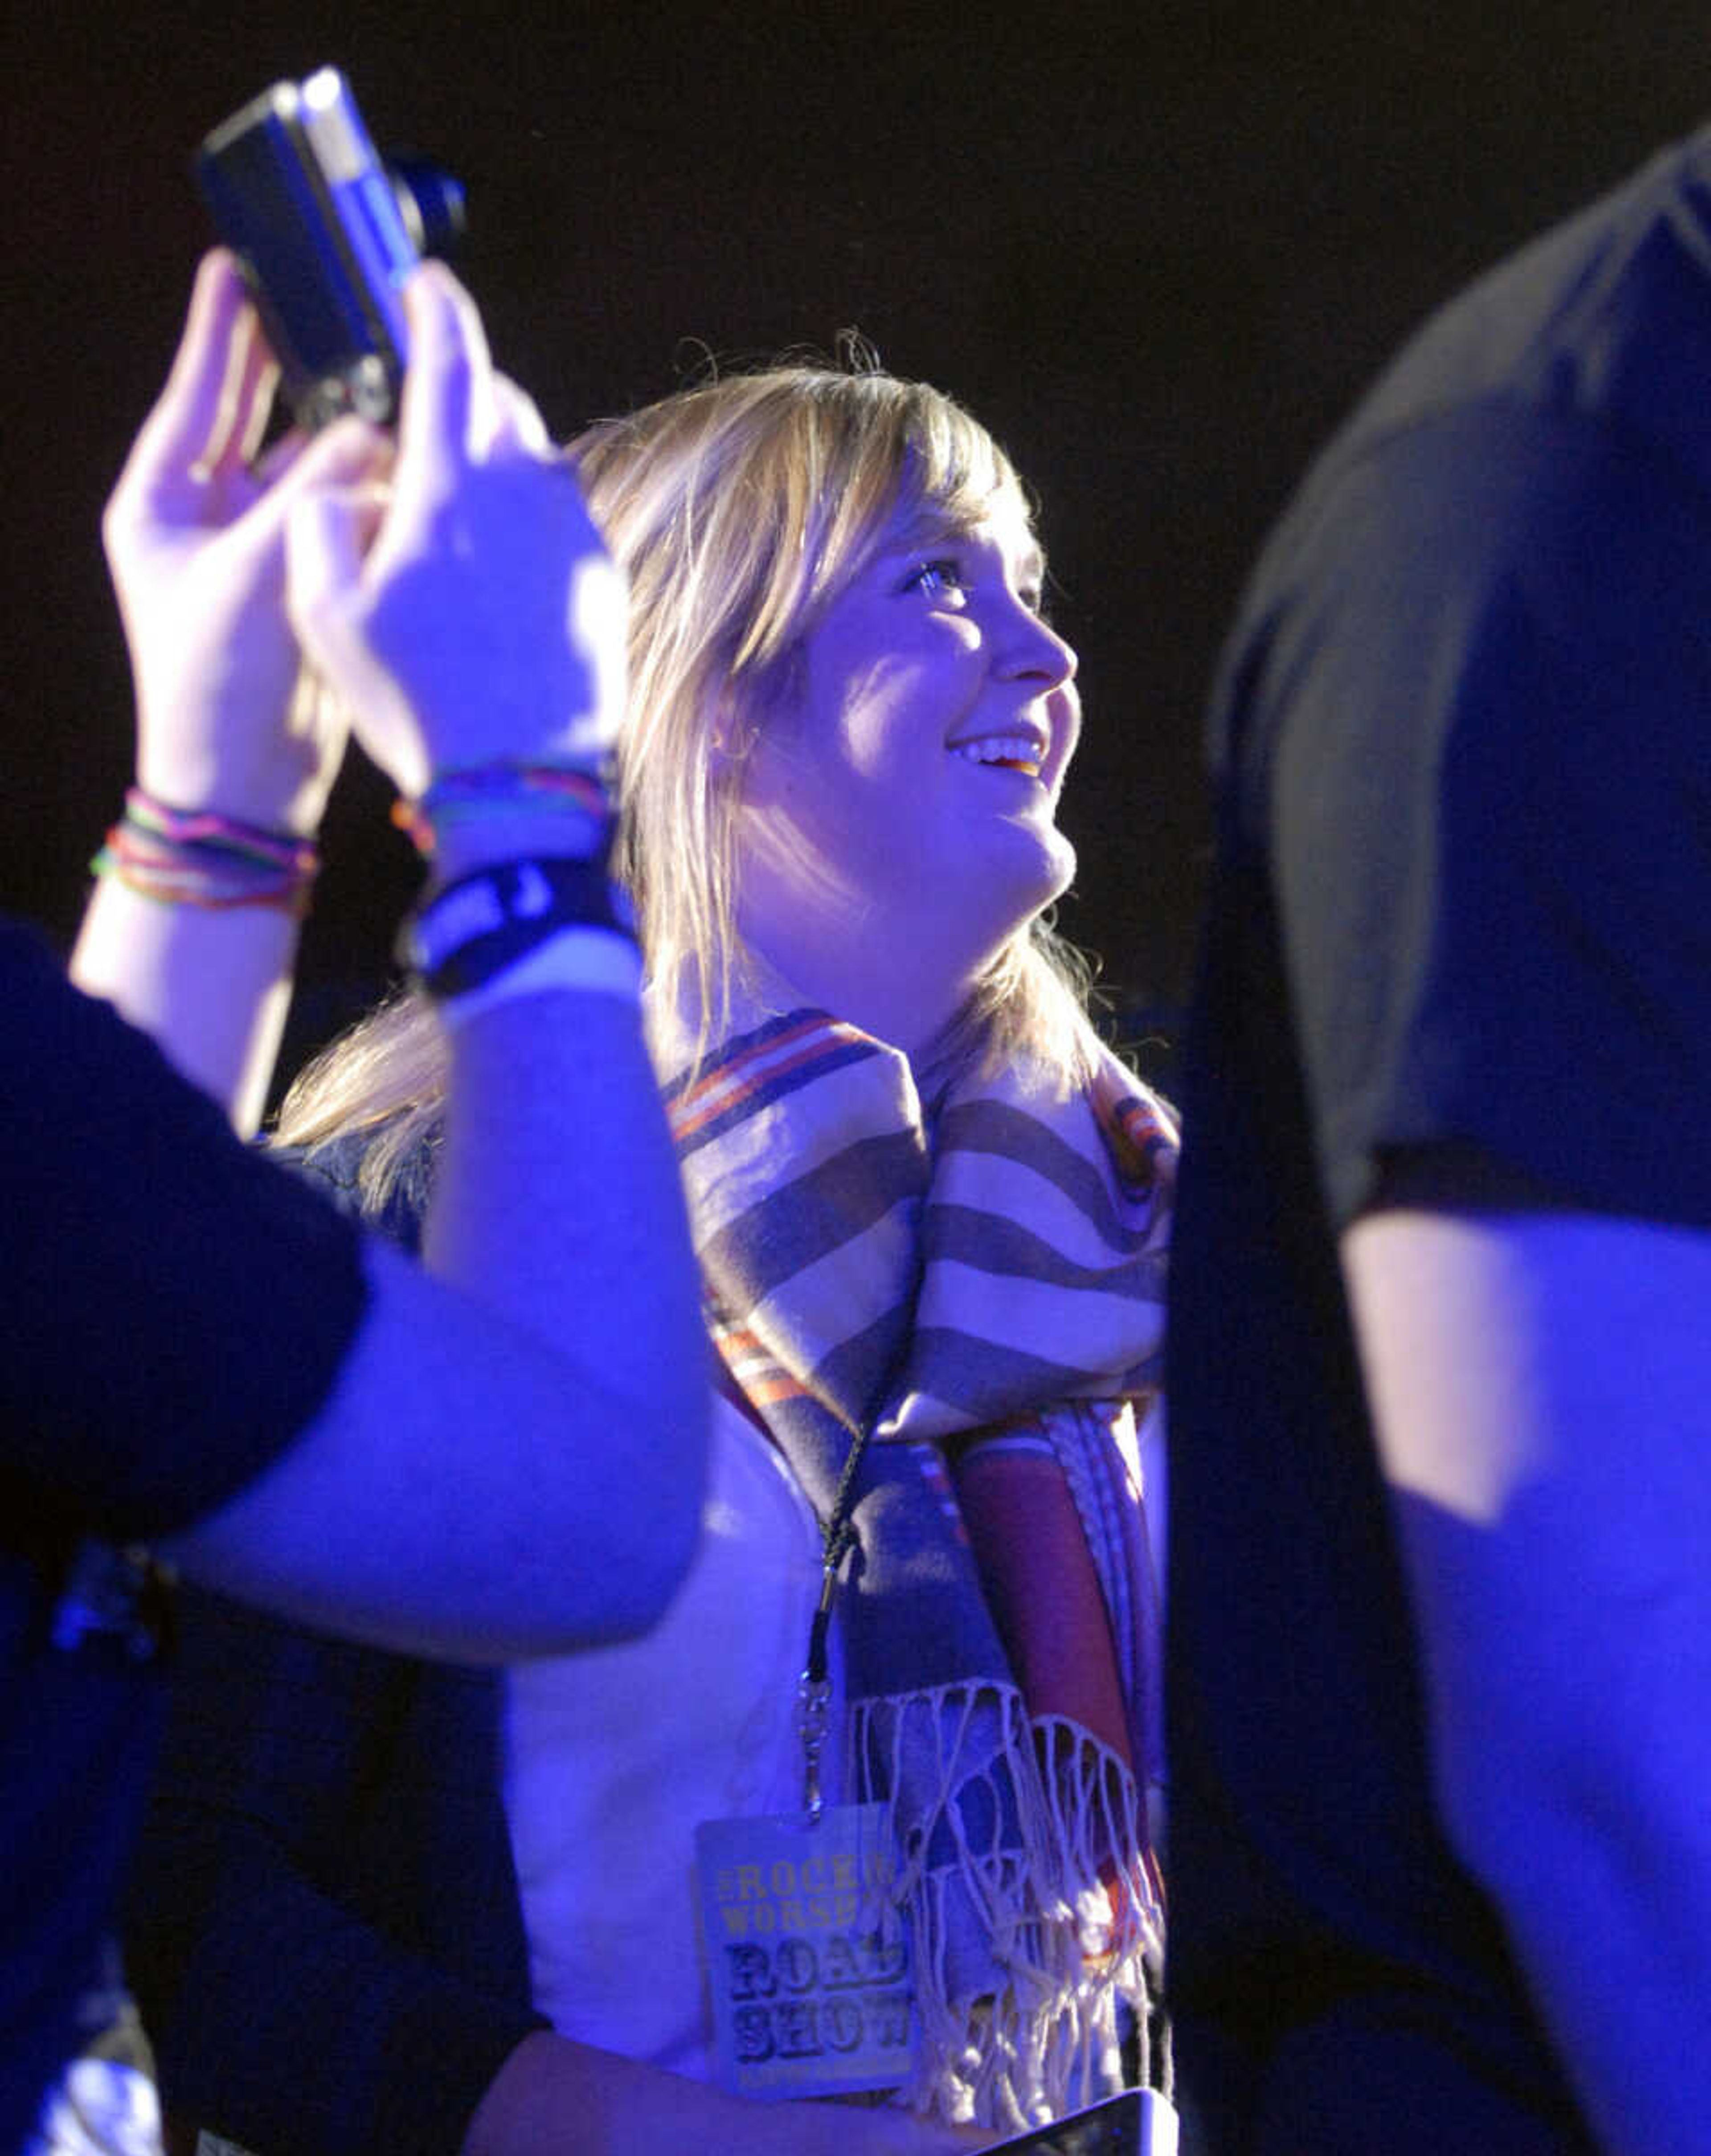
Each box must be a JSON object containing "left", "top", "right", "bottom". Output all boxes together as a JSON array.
[{"left": 398, "top": 854, "right": 636, "bottom": 1000}]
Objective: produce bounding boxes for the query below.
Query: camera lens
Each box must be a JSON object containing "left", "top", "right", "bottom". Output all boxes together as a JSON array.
[{"left": 387, "top": 157, "right": 466, "bottom": 258}]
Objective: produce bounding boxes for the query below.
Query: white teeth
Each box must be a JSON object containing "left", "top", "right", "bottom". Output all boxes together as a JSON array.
[{"left": 954, "top": 736, "right": 1042, "bottom": 772}]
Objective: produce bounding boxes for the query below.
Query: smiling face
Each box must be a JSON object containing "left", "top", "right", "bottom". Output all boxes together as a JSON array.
[
  {"left": 731, "top": 487, "right": 1081, "bottom": 1018},
  {"left": 576, "top": 361, "right": 1087, "bottom": 1056}
]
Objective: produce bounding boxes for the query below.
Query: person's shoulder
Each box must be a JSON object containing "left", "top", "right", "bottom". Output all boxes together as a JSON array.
[
  {"left": 1, "top": 914, "right": 90, "bottom": 1037},
  {"left": 0, "top": 914, "right": 235, "bottom": 1158},
  {"left": 1320, "top": 127, "right": 1711, "bottom": 503},
  {"left": 1214, "top": 130, "right": 1711, "bottom": 744},
  {"left": 0, "top": 912, "right": 53, "bottom": 969},
  {"left": 0, "top": 917, "right": 73, "bottom": 1070}
]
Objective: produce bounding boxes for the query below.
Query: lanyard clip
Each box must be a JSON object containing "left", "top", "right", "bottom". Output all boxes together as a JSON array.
[
  {"left": 797, "top": 1542, "right": 844, "bottom": 1823},
  {"left": 796, "top": 1672, "right": 832, "bottom": 1824}
]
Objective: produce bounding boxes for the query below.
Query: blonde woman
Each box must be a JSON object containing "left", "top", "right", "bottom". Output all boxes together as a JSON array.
[{"left": 128, "top": 360, "right": 1177, "bottom": 2155}]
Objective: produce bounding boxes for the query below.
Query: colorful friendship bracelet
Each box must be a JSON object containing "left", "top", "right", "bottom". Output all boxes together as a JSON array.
[
  {"left": 91, "top": 789, "right": 320, "bottom": 916},
  {"left": 391, "top": 760, "right": 618, "bottom": 860},
  {"left": 119, "top": 788, "right": 318, "bottom": 870}
]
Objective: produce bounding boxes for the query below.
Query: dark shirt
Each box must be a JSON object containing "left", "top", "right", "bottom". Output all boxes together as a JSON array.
[
  {"left": 1167, "top": 130, "right": 1711, "bottom": 2151},
  {"left": 123, "top": 1127, "right": 545, "bottom": 2156},
  {"left": 1, "top": 920, "right": 368, "bottom": 2151}
]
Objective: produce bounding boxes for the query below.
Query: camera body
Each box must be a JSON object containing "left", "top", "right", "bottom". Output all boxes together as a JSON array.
[{"left": 196, "top": 69, "right": 461, "bottom": 430}]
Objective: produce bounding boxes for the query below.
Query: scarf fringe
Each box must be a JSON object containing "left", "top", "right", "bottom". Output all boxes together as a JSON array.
[{"left": 850, "top": 1683, "right": 1164, "bottom": 2132}]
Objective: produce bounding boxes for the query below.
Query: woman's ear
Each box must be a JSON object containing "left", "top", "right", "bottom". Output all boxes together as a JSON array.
[
  {"left": 709, "top": 646, "right": 799, "bottom": 785},
  {"left": 707, "top": 691, "right": 753, "bottom": 781}
]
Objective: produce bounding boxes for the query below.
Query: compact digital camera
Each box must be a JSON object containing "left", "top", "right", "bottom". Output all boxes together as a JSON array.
[{"left": 195, "top": 68, "right": 464, "bottom": 429}]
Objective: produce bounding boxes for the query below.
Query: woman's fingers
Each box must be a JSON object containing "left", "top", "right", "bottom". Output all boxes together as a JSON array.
[
  {"left": 248, "top": 416, "right": 390, "bottom": 546},
  {"left": 112, "top": 252, "right": 254, "bottom": 514},
  {"left": 284, "top": 478, "right": 386, "bottom": 645},
  {"left": 277, "top": 264, "right": 616, "bottom": 789},
  {"left": 390, "top": 262, "right": 493, "bottom": 510},
  {"left": 491, "top": 371, "right": 554, "bottom": 460},
  {"left": 218, "top": 303, "right": 283, "bottom": 475}
]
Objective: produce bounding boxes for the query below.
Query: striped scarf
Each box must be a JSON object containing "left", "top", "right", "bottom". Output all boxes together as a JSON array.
[{"left": 660, "top": 996, "right": 1175, "bottom": 2131}]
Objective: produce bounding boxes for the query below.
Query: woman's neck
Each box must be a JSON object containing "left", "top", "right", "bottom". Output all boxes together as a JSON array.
[{"left": 734, "top": 913, "right": 981, "bottom": 1058}]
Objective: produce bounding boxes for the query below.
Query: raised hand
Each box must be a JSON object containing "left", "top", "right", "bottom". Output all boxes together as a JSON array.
[
  {"left": 284, "top": 261, "right": 624, "bottom": 800},
  {"left": 102, "top": 249, "right": 389, "bottom": 832}
]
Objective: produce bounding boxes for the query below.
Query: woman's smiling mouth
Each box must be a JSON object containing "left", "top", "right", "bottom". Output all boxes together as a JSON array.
[{"left": 951, "top": 732, "right": 1046, "bottom": 778}]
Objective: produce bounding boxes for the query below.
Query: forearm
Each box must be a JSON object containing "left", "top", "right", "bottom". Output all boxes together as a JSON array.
[
  {"left": 415, "top": 819, "right": 708, "bottom": 1606},
  {"left": 429, "top": 977, "right": 702, "bottom": 1399},
  {"left": 70, "top": 876, "right": 299, "bottom": 1134},
  {"left": 423, "top": 981, "right": 705, "bottom": 1609}
]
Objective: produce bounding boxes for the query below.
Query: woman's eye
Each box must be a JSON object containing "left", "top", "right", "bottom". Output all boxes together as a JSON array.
[{"left": 907, "top": 557, "right": 966, "bottom": 596}]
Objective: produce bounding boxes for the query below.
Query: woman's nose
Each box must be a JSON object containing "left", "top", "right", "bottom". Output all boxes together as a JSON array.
[{"left": 995, "top": 596, "right": 1077, "bottom": 689}]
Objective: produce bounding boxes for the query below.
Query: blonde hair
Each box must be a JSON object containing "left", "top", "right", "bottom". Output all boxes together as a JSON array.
[{"left": 276, "top": 360, "right": 1107, "bottom": 1195}]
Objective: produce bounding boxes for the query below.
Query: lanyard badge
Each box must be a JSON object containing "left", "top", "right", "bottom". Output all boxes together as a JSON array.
[
  {"left": 694, "top": 1518, "right": 916, "bottom": 2098},
  {"left": 695, "top": 1798, "right": 913, "bottom": 2098}
]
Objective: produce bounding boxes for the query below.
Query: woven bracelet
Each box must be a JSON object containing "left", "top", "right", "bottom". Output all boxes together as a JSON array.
[
  {"left": 392, "top": 760, "right": 618, "bottom": 860},
  {"left": 92, "top": 789, "right": 319, "bottom": 915}
]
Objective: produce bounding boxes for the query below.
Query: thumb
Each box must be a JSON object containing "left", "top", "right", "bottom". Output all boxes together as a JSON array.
[
  {"left": 254, "top": 409, "right": 388, "bottom": 500},
  {"left": 284, "top": 484, "right": 371, "bottom": 666},
  {"left": 285, "top": 482, "right": 429, "bottom": 797}
]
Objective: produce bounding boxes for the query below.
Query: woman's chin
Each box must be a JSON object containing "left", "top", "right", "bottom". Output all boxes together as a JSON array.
[
  {"left": 960, "top": 823, "right": 1076, "bottom": 951},
  {"left": 1003, "top": 820, "right": 1077, "bottom": 914}
]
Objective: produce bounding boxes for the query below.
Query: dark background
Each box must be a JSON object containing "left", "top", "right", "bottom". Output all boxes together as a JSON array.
[{"left": 8, "top": 3, "right": 1708, "bottom": 1082}]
